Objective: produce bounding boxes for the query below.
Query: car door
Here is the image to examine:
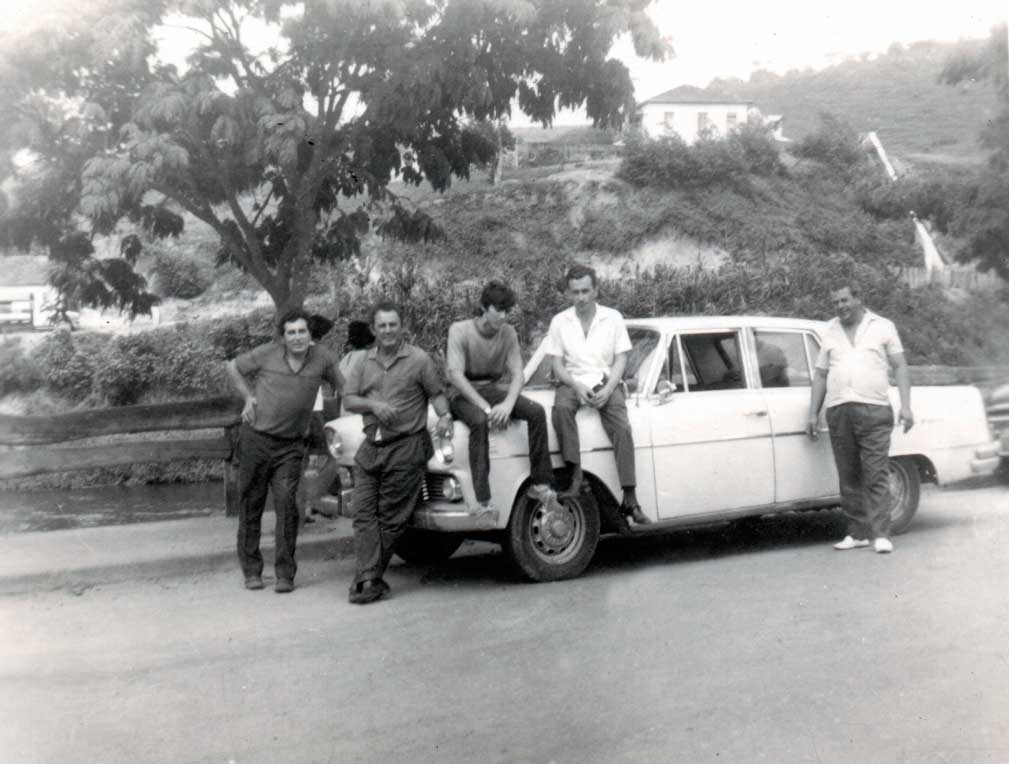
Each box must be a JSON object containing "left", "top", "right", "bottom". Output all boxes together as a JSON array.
[
  {"left": 651, "top": 329, "right": 775, "bottom": 519},
  {"left": 751, "top": 329, "right": 839, "bottom": 502}
]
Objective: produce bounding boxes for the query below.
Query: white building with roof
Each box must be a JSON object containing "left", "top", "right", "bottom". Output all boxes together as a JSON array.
[
  {"left": 636, "top": 85, "right": 754, "bottom": 144},
  {"left": 0, "top": 255, "right": 57, "bottom": 328}
]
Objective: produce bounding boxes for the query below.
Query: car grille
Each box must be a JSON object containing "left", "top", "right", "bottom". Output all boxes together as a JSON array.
[{"left": 421, "top": 473, "right": 448, "bottom": 503}]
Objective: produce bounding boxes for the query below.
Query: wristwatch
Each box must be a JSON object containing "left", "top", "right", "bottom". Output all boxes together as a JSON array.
[{"left": 483, "top": 406, "right": 492, "bottom": 415}]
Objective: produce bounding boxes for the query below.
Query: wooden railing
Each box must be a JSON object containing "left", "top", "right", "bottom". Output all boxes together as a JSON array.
[{"left": 0, "top": 396, "right": 245, "bottom": 513}]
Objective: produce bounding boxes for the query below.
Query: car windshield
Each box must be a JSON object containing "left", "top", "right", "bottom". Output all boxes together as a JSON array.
[{"left": 524, "top": 327, "right": 662, "bottom": 393}]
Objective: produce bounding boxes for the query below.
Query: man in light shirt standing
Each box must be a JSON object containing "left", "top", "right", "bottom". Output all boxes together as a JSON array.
[
  {"left": 545, "top": 264, "right": 650, "bottom": 525},
  {"left": 807, "top": 284, "right": 914, "bottom": 553}
]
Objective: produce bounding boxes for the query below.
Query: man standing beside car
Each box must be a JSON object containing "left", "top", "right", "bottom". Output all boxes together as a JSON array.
[
  {"left": 807, "top": 283, "right": 914, "bottom": 554},
  {"left": 446, "top": 280, "right": 557, "bottom": 517},
  {"left": 226, "top": 308, "right": 343, "bottom": 593},
  {"left": 545, "top": 264, "right": 649, "bottom": 525},
  {"left": 342, "top": 301, "right": 454, "bottom": 604}
]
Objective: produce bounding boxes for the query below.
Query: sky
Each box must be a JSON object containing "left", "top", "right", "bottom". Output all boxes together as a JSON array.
[{"left": 1, "top": 0, "right": 1005, "bottom": 126}]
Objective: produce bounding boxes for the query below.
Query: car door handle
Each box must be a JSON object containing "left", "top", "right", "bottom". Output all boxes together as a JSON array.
[{"left": 744, "top": 409, "right": 768, "bottom": 417}]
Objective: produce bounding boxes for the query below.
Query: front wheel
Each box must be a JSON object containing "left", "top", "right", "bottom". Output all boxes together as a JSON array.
[
  {"left": 394, "top": 529, "right": 463, "bottom": 565},
  {"left": 888, "top": 457, "right": 921, "bottom": 535},
  {"left": 505, "top": 492, "right": 600, "bottom": 582}
]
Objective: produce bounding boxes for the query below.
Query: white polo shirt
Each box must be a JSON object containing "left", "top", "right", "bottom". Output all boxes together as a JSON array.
[
  {"left": 544, "top": 304, "right": 632, "bottom": 388},
  {"left": 815, "top": 310, "right": 904, "bottom": 408}
]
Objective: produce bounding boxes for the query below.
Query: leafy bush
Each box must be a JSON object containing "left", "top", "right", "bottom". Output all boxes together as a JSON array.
[
  {"left": 152, "top": 248, "right": 212, "bottom": 298},
  {"left": 36, "top": 330, "right": 103, "bottom": 401},
  {"left": 617, "top": 126, "right": 782, "bottom": 192},
  {"left": 0, "top": 338, "right": 45, "bottom": 396},
  {"left": 790, "top": 113, "right": 866, "bottom": 172}
]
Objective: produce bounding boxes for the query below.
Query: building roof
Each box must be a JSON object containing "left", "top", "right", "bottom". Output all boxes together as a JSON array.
[
  {"left": 639, "top": 85, "right": 752, "bottom": 107},
  {"left": 0, "top": 255, "right": 50, "bottom": 287}
]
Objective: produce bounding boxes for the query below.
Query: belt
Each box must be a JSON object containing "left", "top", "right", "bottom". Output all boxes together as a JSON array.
[{"left": 365, "top": 428, "right": 426, "bottom": 447}]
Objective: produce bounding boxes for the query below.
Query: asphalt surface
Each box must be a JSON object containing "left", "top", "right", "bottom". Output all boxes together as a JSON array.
[{"left": 2, "top": 482, "right": 1008, "bottom": 764}]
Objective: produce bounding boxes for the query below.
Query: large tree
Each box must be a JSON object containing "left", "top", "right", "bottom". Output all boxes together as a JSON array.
[
  {"left": 940, "top": 24, "right": 1008, "bottom": 277},
  {"left": 0, "top": 0, "right": 668, "bottom": 316}
]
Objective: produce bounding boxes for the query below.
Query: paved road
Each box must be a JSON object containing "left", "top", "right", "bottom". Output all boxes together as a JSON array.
[{"left": 3, "top": 483, "right": 1008, "bottom": 764}]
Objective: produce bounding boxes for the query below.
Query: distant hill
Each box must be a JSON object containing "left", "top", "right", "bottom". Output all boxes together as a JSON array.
[{"left": 707, "top": 38, "right": 1003, "bottom": 165}]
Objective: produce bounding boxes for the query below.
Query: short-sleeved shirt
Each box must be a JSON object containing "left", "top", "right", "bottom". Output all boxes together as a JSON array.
[
  {"left": 234, "top": 342, "right": 341, "bottom": 439},
  {"left": 446, "top": 319, "right": 519, "bottom": 392},
  {"left": 815, "top": 310, "right": 904, "bottom": 408},
  {"left": 544, "top": 304, "right": 632, "bottom": 388},
  {"left": 344, "top": 342, "right": 443, "bottom": 437}
]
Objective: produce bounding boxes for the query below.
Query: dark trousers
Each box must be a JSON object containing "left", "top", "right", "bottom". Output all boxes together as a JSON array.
[
  {"left": 450, "top": 388, "right": 554, "bottom": 503},
  {"left": 351, "top": 431, "right": 433, "bottom": 585},
  {"left": 237, "top": 425, "right": 306, "bottom": 581},
  {"left": 552, "top": 384, "right": 636, "bottom": 488},
  {"left": 826, "top": 402, "right": 894, "bottom": 539}
]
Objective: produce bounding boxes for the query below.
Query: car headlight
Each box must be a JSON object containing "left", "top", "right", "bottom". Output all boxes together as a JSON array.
[
  {"left": 433, "top": 432, "right": 455, "bottom": 464},
  {"left": 324, "top": 426, "right": 342, "bottom": 457}
]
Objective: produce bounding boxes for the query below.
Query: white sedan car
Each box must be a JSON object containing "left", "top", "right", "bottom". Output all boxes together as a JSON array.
[{"left": 312, "top": 316, "right": 1001, "bottom": 581}]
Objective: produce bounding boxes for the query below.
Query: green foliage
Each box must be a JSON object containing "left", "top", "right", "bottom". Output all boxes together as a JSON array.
[
  {"left": 0, "top": 0, "right": 669, "bottom": 315},
  {"left": 711, "top": 37, "right": 1002, "bottom": 158},
  {"left": 36, "top": 331, "right": 101, "bottom": 401},
  {"left": 939, "top": 24, "right": 1009, "bottom": 277},
  {"left": 791, "top": 113, "right": 866, "bottom": 172},
  {"left": 0, "top": 338, "right": 44, "bottom": 396},
  {"left": 152, "top": 249, "right": 212, "bottom": 299},
  {"left": 617, "top": 125, "right": 782, "bottom": 191}
]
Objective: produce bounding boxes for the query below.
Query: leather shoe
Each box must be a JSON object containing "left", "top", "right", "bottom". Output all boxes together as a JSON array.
[
  {"left": 623, "top": 502, "right": 651, "bottom": 525},
  {"left": 274, "top": 578, "right": 295, "bottom": 593},
  {"left": 244, "top": 576, "right": 264, "bottom": 590},
  {"left": 349, "top": 579, "right": 387, "bottom": 604}
]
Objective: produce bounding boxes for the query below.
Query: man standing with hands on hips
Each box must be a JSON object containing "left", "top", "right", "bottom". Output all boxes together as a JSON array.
[
  {"left": 545, "top": 264, "right": 649, "bottom": 526},
  {"left": 342, "top": 301, "right": 454, "bottom": 604},
  {"left": 807, "top": 283, "right": 914, "bottom": 554},
  {"left": 226, "top": 308, "right": 343, "bottom": 593}
]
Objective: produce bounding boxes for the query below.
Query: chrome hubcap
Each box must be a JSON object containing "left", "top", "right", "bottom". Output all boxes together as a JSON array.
[{"left": 530, "top": 499, "right": 580, "bottom": 558}]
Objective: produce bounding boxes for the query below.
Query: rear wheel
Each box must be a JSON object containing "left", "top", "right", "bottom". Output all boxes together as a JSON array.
[
  {"left": 505, "top": 492, "right": 600, "bottom": 582},
  {"left": 888, "top": 457, "right": 921, "bottom": 535},
  {"left": 394, "top": 529, "right": 463, "bottom": 565}
]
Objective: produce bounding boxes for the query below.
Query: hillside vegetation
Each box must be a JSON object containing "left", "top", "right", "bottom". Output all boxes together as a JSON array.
[{"left": 708, "top": 38, "right": 1003, "bottom": 163}]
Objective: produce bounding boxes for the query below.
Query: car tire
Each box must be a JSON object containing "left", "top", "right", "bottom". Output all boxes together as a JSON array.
[
  {"left": 394, "top": 529, "right": 463, "bottom": 565},
  {"left": 505, "top": 492, "right": 600, "bottom": 582},
  {"left": 888, "top": 457, "right": 920, "bottom": 535}
]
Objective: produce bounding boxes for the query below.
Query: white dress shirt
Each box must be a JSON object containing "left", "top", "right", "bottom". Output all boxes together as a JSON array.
[{"left": 544, "top": 304, "right": 632, "bottom": 388}]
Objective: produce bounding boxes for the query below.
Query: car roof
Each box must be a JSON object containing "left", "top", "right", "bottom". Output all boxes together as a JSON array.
[{"left": 624, "top": 315, "right": 827, "bottom": 333}]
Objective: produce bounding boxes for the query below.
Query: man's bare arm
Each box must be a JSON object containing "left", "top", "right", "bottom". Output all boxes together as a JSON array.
[
  {"left": 226, "top": 360, "right": 257, "bottom": 425},
  {"left": 890, "top": 352, "right": 914, "bottom": 432},
  {"left": 806, "top": 368, "right": 828, "bottom": 438}
]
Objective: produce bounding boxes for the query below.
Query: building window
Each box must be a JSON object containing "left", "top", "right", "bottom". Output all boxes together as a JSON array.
[
  {"left": 697, "top": 112, "right": 710, "bottom": 133},
  {"left": 663, "top": 111, "right": 675, "bottom": 130},
  {"left": 726, "top": 112, "right": 738, "bottom": 130}
]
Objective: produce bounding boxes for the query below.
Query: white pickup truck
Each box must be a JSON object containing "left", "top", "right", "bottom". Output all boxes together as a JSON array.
[{"left": 310, "top": 315, "right": 1001, "bottom": 581}]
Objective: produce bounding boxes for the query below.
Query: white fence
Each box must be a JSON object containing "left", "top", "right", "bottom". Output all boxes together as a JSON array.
[{"left": 901, "top": 266, "right": 1003, "bottom": 292}]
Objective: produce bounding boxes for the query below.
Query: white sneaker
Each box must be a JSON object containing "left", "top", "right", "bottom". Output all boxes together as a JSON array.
[
  {"left": 873, "top": 538, "right": 893, "bottom": 554},
  {"left": 833, "top": 536, "right": 870, "bottom": 550}
]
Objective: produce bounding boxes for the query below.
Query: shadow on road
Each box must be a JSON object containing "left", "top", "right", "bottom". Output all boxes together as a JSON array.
[{"left": 404, "top": 499, "right": 981, "bottom": 588}]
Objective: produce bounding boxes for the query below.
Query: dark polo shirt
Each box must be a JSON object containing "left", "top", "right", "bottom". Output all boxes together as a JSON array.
[
  {"left": 234, "top": 342, "right": 341, "bottom": 439},
  {"left": 345, "top": 342, "right": 443, "bottom": 437}
]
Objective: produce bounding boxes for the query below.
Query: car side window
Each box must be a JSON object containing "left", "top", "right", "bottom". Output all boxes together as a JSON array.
[
  {"left": 754, "top": 331, "right": 811, "bottom": 388},
  {"left": 677, "top": 332, "right": 745, "bottom": 392}
]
